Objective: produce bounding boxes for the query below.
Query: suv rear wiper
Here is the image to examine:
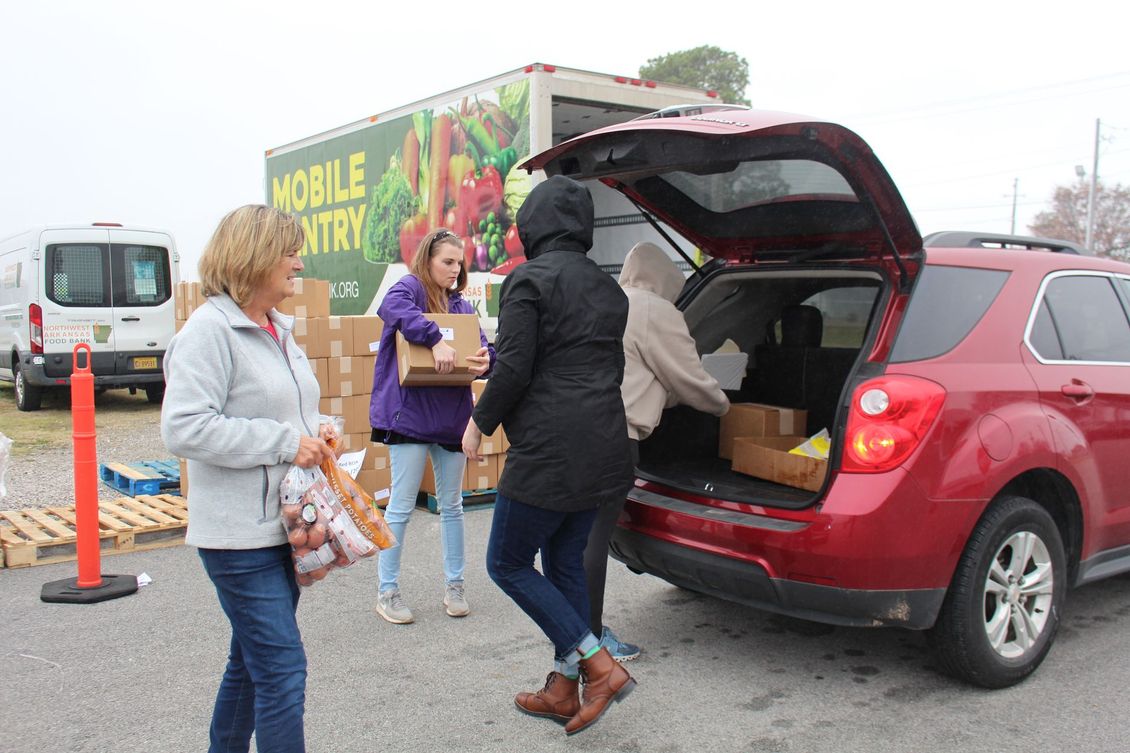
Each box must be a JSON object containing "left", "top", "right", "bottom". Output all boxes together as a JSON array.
[{"left": 625, "top": 195, "right": 705, "bottom": 279}]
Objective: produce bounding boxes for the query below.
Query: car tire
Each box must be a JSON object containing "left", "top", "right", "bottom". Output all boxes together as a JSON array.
[
  {"left": 927, "top": 495, "right": 1065, "bottom": 689},
  {"left": 14, "top": 363, "right": 43, "bottom": 412},
  {"left": 144, "top": 384, "right": 165, "bottom": 404}
]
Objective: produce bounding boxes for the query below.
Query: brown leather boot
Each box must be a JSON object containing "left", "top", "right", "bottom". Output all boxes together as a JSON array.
[
  {"left": 564, "top": 647, "right": 637, "bottom": 735},
  {"left": 514, "top": 672, "right": 580, "bottom": 724}
]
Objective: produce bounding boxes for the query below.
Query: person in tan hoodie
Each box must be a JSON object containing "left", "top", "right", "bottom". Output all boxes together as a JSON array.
[{"left": 584, "top": 241, "right": 731, "bottom": 661}]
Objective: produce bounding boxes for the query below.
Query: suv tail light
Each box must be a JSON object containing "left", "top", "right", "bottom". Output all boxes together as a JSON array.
[
  {"left": 841, "top": 375, "right": 946, "bottom": 473},
  {"left": 29, "top": 303, "right": 43, "bottom": 354}
]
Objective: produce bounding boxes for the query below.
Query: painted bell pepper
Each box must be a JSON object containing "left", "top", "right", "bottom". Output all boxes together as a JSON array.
[
  {"left": 448, "top": 153, "right": 474, "bottom": 204},
  {"left": 399, "top": 213, "right": 428, "bottom": 265},
  {"left": 478, "top": 166, "right": 504, "bottom": 218},
  {"left": 504, "top": 224, "right": 523, "bottom": 257}
]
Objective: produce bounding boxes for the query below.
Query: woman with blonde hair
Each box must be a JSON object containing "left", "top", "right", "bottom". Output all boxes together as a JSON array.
[
  {"left": 368, "top": 228, "right": 494, "bottom": 624},
  {"left": 161, "top": 204, "right": 336, "bottom": 753}
]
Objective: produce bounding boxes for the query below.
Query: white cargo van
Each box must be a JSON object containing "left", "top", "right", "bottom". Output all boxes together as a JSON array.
[{"left": 0, "top": 223, "right": 179, "bottom": 410}]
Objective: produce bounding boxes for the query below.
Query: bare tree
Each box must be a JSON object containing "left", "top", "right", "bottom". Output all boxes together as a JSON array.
[{"left": 1029, "top": 180, "right": 1130, "bottom": 259}]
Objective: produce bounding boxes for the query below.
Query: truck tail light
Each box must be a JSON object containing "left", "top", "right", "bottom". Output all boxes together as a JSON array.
[
  {"left": 841, "top": 376, "right": 945, "bottom": 473},
  {"left": 29, "top": 303, "right": 43, "bottom": 354}
]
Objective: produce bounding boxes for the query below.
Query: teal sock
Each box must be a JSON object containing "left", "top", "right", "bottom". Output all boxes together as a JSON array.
[{"left": 575, "top": 632, "right": 600, "bottom": 660}]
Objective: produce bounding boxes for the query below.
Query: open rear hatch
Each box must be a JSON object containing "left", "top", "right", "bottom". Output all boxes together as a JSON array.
[
  {"left": 522, "top": 110, "right": 923, "bottom": 506},
  {"left": 522, "top": 110, "right": 922, "bottom": 279}
]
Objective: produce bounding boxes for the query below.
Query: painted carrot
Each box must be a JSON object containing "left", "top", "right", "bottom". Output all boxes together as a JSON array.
[{"left": 428, "top": 114, "right": 452, "bottom": 230}]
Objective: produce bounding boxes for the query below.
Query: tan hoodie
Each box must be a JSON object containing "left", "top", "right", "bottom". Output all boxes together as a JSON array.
[{"left": 619, "top": 243, "right": 730, "bottom": 440}]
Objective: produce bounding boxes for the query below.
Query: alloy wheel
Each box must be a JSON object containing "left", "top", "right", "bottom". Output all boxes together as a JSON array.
[{"left": 982, "top": 531, "right": 1054, "bottom": 659}]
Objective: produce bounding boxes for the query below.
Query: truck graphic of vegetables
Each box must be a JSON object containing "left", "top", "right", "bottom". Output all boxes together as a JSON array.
[{"left": 362, "top": 82, "right": 532, "bottom": 275}]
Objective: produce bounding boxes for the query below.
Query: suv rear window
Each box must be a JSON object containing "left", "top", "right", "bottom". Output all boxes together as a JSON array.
[
  {"left": 662, "top": 159, "right": 856, "bottom": 213},
  {"left": 890, "top": 265, "right": 1009, "bottom": 362},
  {"left": 1029, "top": 274, "right": 1130, "bottom": 363}
]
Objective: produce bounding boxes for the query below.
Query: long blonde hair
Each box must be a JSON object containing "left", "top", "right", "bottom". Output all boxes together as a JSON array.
[
  {"left": 411, "top": 229, "right": 466, "bottom": 314},
  {"left": 199, "top": 205, "right": 305, "bottom": 307}
]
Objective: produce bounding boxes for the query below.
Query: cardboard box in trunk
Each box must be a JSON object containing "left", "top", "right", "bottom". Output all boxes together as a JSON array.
[
  {"left": 396, "top": 313, "right": 480, "bottom": 386},
  {"left": 731, "top": 436, "right": 827, "bottom": 493},
  {"left": 719, "top": 403, "right": 808, "bottom": 459}
]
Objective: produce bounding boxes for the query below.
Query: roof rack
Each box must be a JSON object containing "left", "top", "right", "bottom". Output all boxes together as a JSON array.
[
  {"left": 631, "top": 103, "right": 750, "bottom": 121},
  {"left": 923, "top": 231, "right": 1091, "bottom": 256}
]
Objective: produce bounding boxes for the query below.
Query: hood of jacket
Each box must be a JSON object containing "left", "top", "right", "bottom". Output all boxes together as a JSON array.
[
  {"left": 516, "top": 175, "right": 593, "bottom": 260},
  {"left": 618, "top": 242, "right": 685, "bottom": 303}
]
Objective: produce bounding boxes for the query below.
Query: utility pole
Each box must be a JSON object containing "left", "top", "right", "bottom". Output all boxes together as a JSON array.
[
  {"left": 1084, "top": 118, "right": 1100, "bottom": 252},
  {"left": 1010, "top": 177, "right": 1019, "bottom": 235}
]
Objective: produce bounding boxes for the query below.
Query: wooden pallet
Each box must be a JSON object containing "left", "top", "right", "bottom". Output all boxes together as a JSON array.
[
  {"left": 99, "top": 459, "right": 181, "bottom": 497},
  {"left": 0, "top": 493, "right": 188, "bottom": 569},
  {"left": 418, "top": 489, "right": 496, "bottom": 515}
]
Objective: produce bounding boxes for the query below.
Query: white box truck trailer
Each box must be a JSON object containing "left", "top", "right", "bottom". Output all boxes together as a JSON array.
[
  {"left": 264, "top": 63, "right": 722, "bottom": 335},
  {"left": 0, "top": 223, "right": 179, "bottom": 410}
]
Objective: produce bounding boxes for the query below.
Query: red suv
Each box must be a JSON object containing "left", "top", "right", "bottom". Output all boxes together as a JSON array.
[{"left": 524, "top": 111, "right": 1130, "bottom": 688}]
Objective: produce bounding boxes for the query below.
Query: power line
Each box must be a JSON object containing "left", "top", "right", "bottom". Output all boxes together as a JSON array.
[
  {"left": 843, "top": 72, "right": 1130, "bottom": 125},
  {"left": 914, "top": 199, "right": 1048, "bottom": 214}
]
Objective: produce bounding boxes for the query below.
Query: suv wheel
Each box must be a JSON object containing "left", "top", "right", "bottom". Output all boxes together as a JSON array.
[
  {"left": 14, "top": 363, "right": 43, "bottom": 412},
  {"left": 144, "top": 383, "right": 165, "bottom": 404},
  {"left": 928, "top": 496, "right": 1065, "bottom": 688}
]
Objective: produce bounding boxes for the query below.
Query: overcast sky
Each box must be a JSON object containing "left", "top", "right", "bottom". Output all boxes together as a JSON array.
[{"left": 3, "top": 0, "right": 1127, "bottom": 278}]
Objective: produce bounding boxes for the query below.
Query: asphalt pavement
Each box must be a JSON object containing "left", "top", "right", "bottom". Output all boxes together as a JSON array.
[{"left": 3, "top": 504, "right": 1129, "bottom": 753}]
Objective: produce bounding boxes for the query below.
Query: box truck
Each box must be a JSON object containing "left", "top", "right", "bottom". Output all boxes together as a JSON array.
[
  {"left": 264, "top": 63, "right": 720, "bottom": 334},
  {"left": 0, "top": 223, "right": 179, "bottom": 410}
]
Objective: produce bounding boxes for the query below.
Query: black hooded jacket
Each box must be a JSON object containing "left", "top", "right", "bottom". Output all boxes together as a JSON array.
[{"left": 472, "top": 176, "right": 633, "bottom": 511}]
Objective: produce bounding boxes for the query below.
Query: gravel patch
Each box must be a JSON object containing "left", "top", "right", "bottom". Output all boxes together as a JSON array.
[{"left": 1, "top": 396, "right": 168, "bottom": 511}]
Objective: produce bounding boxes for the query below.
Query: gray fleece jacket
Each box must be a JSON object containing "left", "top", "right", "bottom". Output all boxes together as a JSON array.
[
  {"left": 619, "top": 242, "right": 730, "bottom": 441},
  {"left": 161, "top": 294, "right": 320, "bottom": 549}
]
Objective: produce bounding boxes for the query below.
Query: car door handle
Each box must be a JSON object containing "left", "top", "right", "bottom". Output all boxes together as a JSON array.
[
  {"left": 121, "top": 316, "right": 140, "bottom": 322},
  {"left": 1061, "top": 381, "right": 1094, "bottom": 400}
]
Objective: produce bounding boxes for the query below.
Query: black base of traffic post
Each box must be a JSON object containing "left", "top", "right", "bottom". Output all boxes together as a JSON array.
[{"left": 40, "top": 574, "right": 139, "bottom": 604}]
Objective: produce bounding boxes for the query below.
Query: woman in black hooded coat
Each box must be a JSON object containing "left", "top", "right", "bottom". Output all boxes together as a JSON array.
[{"left": 463, "top": 175, "right": 636, "bottom": 735}]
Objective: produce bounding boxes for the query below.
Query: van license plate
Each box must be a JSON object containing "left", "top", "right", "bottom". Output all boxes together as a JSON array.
[{"left": 131, "top": 357, "right": 157, "bottom": 370}]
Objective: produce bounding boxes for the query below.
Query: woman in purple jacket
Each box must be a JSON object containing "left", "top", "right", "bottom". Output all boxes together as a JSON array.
[{"left": 369, "top": 229, "right": 494, "bottom": 624}]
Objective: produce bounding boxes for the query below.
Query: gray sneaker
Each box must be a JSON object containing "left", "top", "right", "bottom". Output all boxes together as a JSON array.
[
  {"left": 444, "top": 582, "right": 470, "bottom": 617},
  {"left": 375, "top": 588, "right": 414, "bottom": 624}
]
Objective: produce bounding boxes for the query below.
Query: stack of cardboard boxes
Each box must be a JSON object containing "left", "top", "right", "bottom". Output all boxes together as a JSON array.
[
  {"left": 419, "top": 379, "right": 508, "bottom": 497},
  {"left": 721, "top": 403, "right": 828, "bottom": 492},
  {"left": 278, "top": 280, "right": 391, "bottom": 497},
  {"left": 174, "top": 280, "right": 508, "bottom": 503}
]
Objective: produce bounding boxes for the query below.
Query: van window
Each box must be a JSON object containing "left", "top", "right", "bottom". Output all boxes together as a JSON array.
[
  {"left": 46, "top": 244, "right": 110, "bottom": 306},
  {"left": 113, "top": 244, "right": 171, "bottom": 306}
]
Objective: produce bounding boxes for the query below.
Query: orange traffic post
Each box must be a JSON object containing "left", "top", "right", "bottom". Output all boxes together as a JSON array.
[{"left": 41, "top": 344, "right": 138, "bottom": 604}]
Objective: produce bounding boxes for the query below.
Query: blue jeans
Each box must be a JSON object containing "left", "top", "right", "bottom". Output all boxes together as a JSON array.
[
  {"left": 379, "top": 443, "right": 466, "bottom": 592},
  {"left": 198, "top": 544, "right": 305, "bottom": 753},
  {"left": 486, "top": 493, "right": 598, "bottom": 659}
]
